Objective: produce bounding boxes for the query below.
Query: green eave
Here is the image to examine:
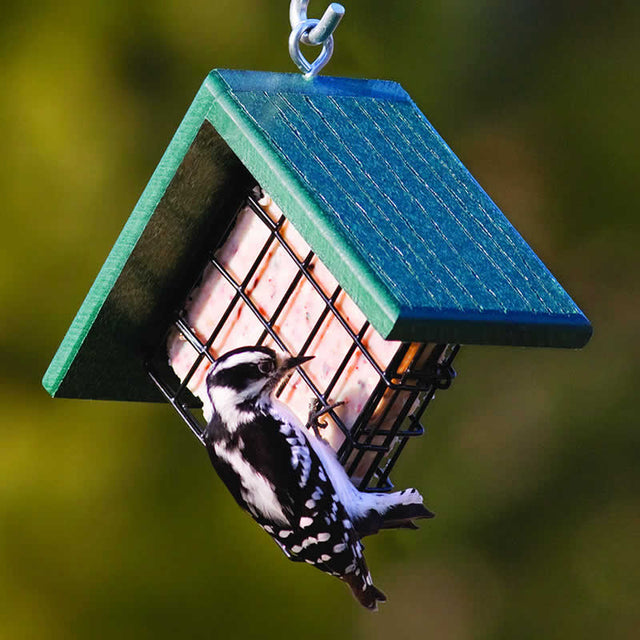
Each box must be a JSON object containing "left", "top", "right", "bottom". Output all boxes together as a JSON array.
[{"left": 43, "top": 69, "right": 592, "bottom": 401}]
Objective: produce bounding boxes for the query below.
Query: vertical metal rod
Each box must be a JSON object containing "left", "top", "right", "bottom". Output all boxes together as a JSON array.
[
  {"left": 323, "top": 321, "right": 369, "bottom": 400},
  {"left": 257, "top": 251, "right": 314, "bottom": 346},
  {"left": 147, "top": 366, "right": 205, "bottom": 445}
]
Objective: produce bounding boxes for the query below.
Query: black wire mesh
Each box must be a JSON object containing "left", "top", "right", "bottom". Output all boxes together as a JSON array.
[{"left": 147, "top": 190, "right": 459, "bottom": 491}]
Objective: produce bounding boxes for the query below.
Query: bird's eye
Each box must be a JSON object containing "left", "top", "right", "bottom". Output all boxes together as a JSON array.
[{"left": 258, "top": 360, "right": 275, "bottom": 374}]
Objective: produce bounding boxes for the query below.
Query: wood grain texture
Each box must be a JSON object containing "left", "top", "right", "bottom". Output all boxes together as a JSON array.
[{"left": 206, "top": 70, "right": 591, "bottom": 347}]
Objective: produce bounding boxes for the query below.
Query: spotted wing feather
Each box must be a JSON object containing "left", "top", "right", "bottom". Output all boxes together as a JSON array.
[{"left": 205, "top": 407, "right": 384, "bottom": 608}]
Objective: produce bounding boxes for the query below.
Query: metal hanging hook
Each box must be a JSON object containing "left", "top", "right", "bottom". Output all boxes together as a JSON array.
[
  {"left": 289, "top": 1, "right": 345, "bottom": 79},
  {"left": 290, "top": 1, "right": 345, "bottom": 46}
]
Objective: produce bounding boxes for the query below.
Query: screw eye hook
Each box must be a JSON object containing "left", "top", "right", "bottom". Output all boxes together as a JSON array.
[{"left": 289, "top": 1, "right": 345, "bottom": 78}]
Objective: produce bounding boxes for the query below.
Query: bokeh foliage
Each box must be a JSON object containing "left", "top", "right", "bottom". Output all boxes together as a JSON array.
[{"left": 1, "top": 1, "right": 638, "bottom": 638}]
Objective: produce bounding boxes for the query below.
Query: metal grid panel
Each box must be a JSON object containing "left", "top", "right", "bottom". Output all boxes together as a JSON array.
[{"left": 147, "top": 191, "right": 458, "bottom": 491}]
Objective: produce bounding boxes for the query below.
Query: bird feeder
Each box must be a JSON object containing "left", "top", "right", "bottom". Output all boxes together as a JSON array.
[{"left": 42, "top": 67, "right": 591, "bottom": 492}]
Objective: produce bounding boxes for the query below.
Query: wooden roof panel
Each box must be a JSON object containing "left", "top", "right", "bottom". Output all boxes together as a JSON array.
[{"left": 209, "top": 69, "right": 591, "bottom": 346}]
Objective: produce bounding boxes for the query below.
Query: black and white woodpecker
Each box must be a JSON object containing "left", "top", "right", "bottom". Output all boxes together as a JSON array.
[{"left": 203, "top": 346, "right": 433, "bottom": 610}]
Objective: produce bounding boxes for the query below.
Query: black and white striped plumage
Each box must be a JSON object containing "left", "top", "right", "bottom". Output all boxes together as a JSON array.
[{"left": 203, "top": 346, "right": 433, "bottom": 610}]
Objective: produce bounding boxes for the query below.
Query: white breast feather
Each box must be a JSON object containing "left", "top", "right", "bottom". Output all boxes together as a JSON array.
[
  {"left": 214, "top": 442, "right": 289, "bottom": 525},
  {"left": 208, "top": 386, "right": 255, "bottom": 431}
]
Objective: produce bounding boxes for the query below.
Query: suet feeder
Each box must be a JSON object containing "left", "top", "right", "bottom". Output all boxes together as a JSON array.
[{"left": 42, "top": 65, "right": 591, "bottom": 490}]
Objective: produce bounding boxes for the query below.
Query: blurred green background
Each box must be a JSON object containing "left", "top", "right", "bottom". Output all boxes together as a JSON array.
[{"left": 1, "top": 1, "right": 638, "bottom": 638}]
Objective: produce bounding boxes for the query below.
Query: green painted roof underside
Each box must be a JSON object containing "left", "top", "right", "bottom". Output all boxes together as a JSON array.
[{"left": 43, "top": 69, "right": 591, "bottom": 402}]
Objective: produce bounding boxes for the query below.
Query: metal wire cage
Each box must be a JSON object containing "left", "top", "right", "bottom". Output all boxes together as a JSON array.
[{"left": 147, "top": 187, "right": 459, "bottom": 492}]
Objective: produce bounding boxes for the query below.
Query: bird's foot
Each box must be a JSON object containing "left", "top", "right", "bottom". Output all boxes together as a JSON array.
[{"left": 307, "top": 398, "right": 345, "bottom": 438}]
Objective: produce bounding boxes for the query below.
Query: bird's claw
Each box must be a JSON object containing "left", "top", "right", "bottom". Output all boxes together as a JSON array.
[{"left": 307, "top": 399, "right": 345, "bottom": 437}]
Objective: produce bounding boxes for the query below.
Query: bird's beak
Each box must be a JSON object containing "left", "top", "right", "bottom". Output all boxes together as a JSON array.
[{"left": 278, "top": 353, "right": 314, "bottom": 374}]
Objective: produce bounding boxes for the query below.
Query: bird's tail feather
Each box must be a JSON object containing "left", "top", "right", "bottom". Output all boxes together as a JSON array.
[
  {"left": 342, "top": 572, "right": 387, "bottom": 611},
  {"left": 354, "top": 488, "right": 434, "bottom": 536}
]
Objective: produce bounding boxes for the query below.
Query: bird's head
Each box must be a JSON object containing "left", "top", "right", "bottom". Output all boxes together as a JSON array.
[{"left": 205, "top": 346, "right": 313, "bottom": 421}]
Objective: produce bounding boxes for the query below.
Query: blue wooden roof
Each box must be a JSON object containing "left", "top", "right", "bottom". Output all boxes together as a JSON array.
[{"left": 207, "top": 70, "right": 591, "bottom": 348}]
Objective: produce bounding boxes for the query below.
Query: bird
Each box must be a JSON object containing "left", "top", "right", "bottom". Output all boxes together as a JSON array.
[{"left": 202, "top": 345, "right": 433, "bottom": 610}]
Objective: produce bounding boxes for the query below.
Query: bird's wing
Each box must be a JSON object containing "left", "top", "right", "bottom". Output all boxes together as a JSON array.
[{"left": 235, "top": 411, "right": 314, "bottom": 525}]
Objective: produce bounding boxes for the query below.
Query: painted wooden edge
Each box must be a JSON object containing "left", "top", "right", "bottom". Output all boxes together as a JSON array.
[
  {"left": 216, "top": 69, "right": 412, "bottom": 102},
  {"left": 390, "top": 307, "right": 592, "bottom": 348}
]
